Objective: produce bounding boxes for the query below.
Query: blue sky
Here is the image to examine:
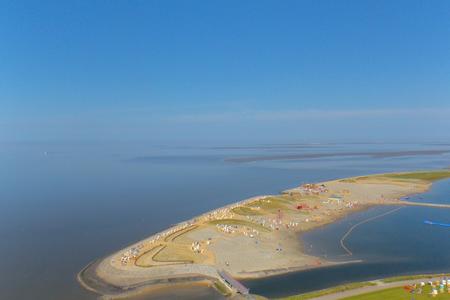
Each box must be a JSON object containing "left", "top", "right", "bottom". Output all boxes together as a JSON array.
[{"left": 1, "top": 0, "right": 450, "bottom": 143}]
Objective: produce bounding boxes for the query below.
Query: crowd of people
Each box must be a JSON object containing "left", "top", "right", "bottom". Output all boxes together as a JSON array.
[{"left": 298, "top": 183, "right": 328, "bottom": 195}]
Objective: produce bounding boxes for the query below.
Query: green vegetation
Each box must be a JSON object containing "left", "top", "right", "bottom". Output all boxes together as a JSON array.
[
  {"left": 277, "top": 274, "right": 450, "bottom": 300},
  {"left": 231, "top": 206, "right": 264, "bottom": 216},
  {"left": 279, "top": 282, "right": 376, "bottom": 300},
  {"left": 382, "top": 274, "right": 450, "bottom": 283},
  {"left": 247, "top": 200, "right": 286, "bottom": 210},
  {"left": 382, "top": 170, "right": 450, "bottom": 182},
  {"left": 235, "top": 194, "right": 306, "bottom": 216},
  {"left": 235, "top": 194, "right": 321, "bottom": 216},
  {"left": 270, "top": 195, "right": 299, "bottom": 203},
  {"left": 134, "top": 245, "right": 165, "bottom": 267},
  {"left": 208, "top": 218, "right": 271, "bottom": 232},
  {"left": 340, "top": 171, "right": 450, "bottom": 184},
  {"left": 247, "top": 197, "right": 290, "bottom": 211},
  {"left": 340, "top": 176, "right": 370, "bottom": 183},
  {"left": 300, "top": 195, "right": 321, "bottom": 201},
  {"left": 213, "top": 281, "right": 232, "bottom": 296},
  {"left": 151, "top": 244, "right": 195, "bottom": 264},
  {"left": 340, "top": 178, "right": 357, "bottom": 183},
  {"left": 342, "top": 286, "right": 450, "bottom": 300}
]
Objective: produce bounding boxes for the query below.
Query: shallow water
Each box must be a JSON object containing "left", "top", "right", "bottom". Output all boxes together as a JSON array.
[
  {"left": 245, "top": 179, "right": 450, "bottom": 298},
  {"left": 1, "top": 141, "right": 449, "bottom": 299},
  {"left": 126, "top": 284, "right": 225, "bottom": 300}
]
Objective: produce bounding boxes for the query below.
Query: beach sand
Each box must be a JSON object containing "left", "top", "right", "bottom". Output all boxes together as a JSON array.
[{"left": 78, "top": 170, "right": 449, "bottom": 298}]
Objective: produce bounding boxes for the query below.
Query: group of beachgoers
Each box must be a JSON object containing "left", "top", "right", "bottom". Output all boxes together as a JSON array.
[{"left": 408, "top": 278, "right": 450, "bottom": 296}]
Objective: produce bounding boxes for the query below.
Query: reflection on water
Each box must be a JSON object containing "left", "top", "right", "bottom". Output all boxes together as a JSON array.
[{"left": 1, "top": 142, "right": 449, "bottom": 299}]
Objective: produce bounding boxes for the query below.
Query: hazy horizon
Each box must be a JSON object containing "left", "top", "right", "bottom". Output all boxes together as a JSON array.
[
  {"left": 3, "top": 1, "right": 450, "bottom": 299},
  {"left": 2, "top": 0, "right": 450, "bottom": 143}
]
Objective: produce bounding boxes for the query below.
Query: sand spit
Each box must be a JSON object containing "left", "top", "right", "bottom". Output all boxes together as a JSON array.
[
  {"left": 78, "top": 170, "right": 450, "bottom": 298},
  {"left": 225, "top": 150, "right": 450, "bottom": 163}
]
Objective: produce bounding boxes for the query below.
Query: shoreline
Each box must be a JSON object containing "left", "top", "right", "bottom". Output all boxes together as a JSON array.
[
  {"left": 278, "top": 273, "right": 450, "bottom": 300},
  {"left": 234, "top": 258, "right": 364, "bottom": 280},
  {"left": 78, "top": 170, "right": 450, "bottom": 298}
]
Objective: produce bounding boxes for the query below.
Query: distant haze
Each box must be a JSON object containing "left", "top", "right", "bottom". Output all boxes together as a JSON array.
[{"left": 1, "top": 0, "right": 450, "bottom": 143}]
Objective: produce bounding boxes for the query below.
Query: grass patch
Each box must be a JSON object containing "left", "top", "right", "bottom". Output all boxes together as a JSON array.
[
  {"left": 382, "top": 273, "right": 450, "bottom": 283},
  {"left": 342, "top": 286, "right": 450, "bottom": 300},
  {"left": 247, "top": 197, "right": 289, "bottom": 211},
  {"left": 233, "top": 194, "right": 318, "bottom": 216},
  {"left": 276, "top": 274, "right": 450, "bottom": 300},
  {"left": 270, "top": 195, "right": 299, "bottom": 203},
  {"left": 213, "top": 281, "right": 232, "bottom": 296},
  {"left": 340, "top": 171, "right": 450, "bottom": 184},
  {"left": 232, "top": 206, "right": 264, "bottom": 216},
  {"left": 340, "top": 178, "right": 357, "bottom": 183},
  {"left": 279, "top": 282, "right": 376, "bottom": 300},
  {"left": 208, "top": 218, "right": 271, "bottom": 232},
  {"left": 233, "top": 193, "right": 321, "bottom": 216},
  {"left": 152, "top": 244, "right": 197, "bottom": 264},
  {"left": 299, "top": 195, "right": 321, "bottom": 201},
  {"left": 135, "top": 245, "right": 165, "bottom": 267},
  {"left": 382, "top": 170, "right": 450, "bottom": 182},
  {"left": 341, "top": 176, "right": 369, "bottom": 182}
]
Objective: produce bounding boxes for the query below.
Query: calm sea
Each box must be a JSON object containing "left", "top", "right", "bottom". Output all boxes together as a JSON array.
[{"left": 1, "top": 141, "right": 449, "bottom": 299}]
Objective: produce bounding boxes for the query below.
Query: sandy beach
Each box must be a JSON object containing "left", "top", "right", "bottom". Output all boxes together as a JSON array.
[{"left": 78, "top": 170, "right": 450, "bottom": 298}]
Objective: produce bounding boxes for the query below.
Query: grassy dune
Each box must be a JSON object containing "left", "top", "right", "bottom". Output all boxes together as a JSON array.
[
  {"left": 382, "top": 170, "right": 450, "bottom": 182},
  {"left": 152, "top": 244, "right": 198, "bottom": 263},
  {"left": 232, "top": 206, "right": 264, "bottom": 216},
  {"left": 341, "top": 170, "right": 450, "bottom": 184},
  {"left": 247, "top": 198, "right": 288, "bottom": 210},
  {"left": 232, "top": 192, "right": 322, "bottom": 217}
]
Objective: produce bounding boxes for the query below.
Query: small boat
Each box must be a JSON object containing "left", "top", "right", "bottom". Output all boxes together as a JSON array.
[{"left": 424, "top": 220, "right": 450, "bottom": 227}]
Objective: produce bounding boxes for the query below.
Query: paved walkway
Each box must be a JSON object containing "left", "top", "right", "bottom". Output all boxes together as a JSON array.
[
  {"left": 310, "top": 277, "right": 443, "bottom": 300},
  {"left": 402, "top": 201, "right": 450, "bottom": 209}
]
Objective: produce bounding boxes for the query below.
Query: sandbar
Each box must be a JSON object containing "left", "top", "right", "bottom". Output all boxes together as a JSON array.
[{"left": 78, "top": 169, "right": 450, "bottom": 298}]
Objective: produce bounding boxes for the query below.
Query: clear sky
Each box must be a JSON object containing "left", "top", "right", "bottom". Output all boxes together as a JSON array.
[{"left": 1, "top": 0, "right": 450, "bottom": 143}]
